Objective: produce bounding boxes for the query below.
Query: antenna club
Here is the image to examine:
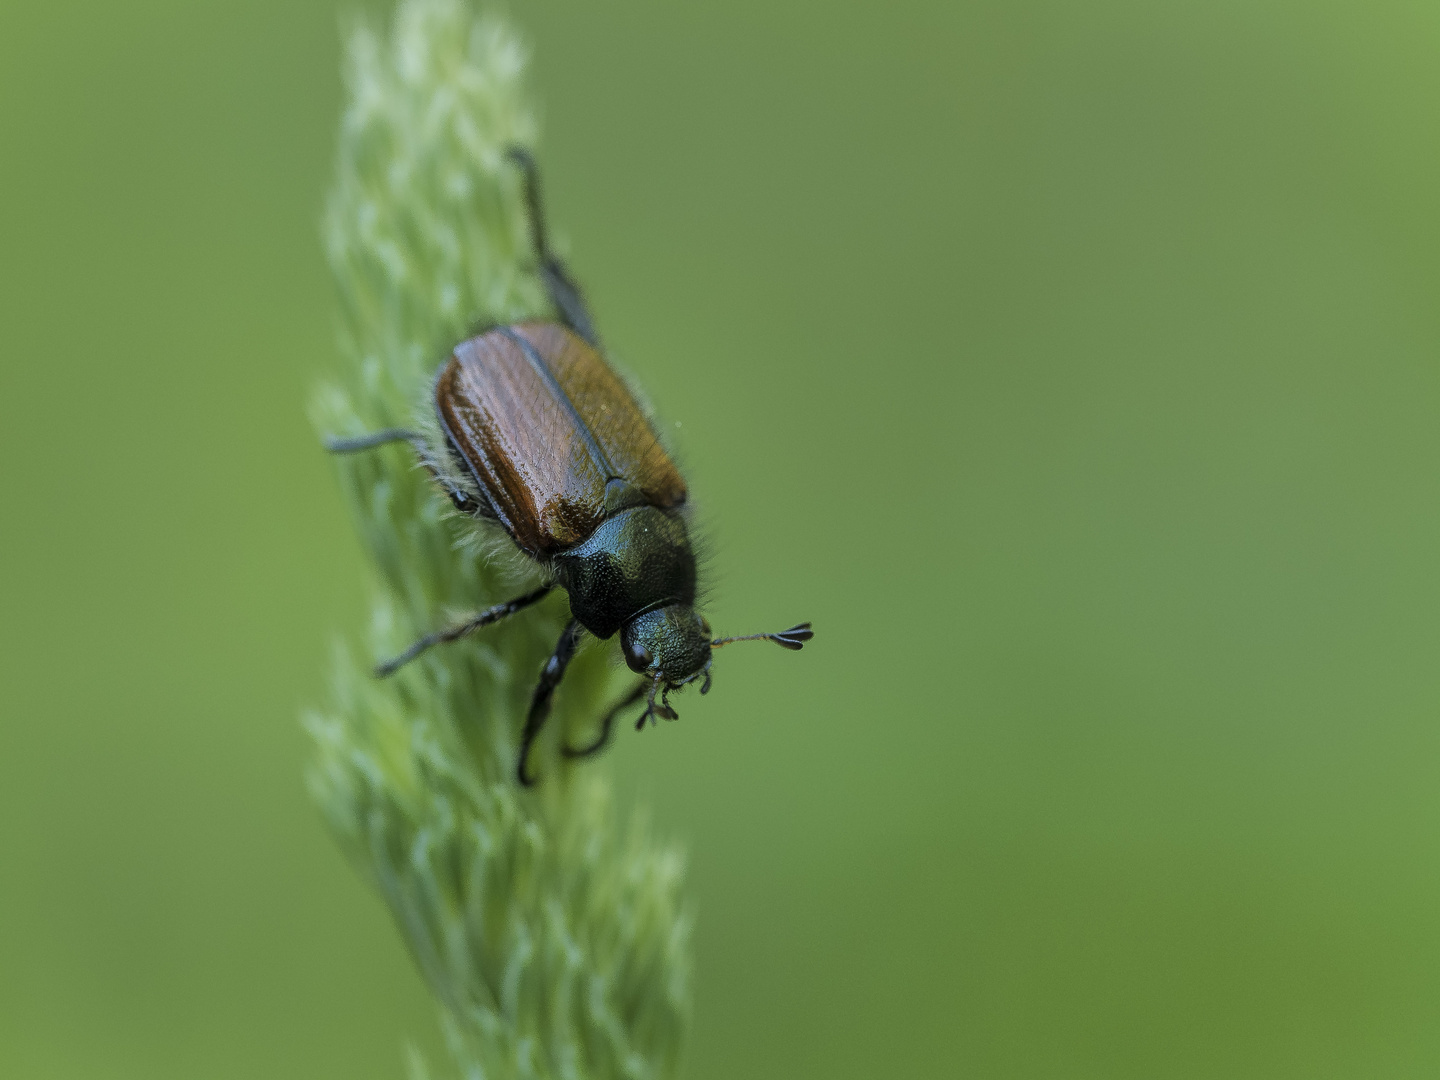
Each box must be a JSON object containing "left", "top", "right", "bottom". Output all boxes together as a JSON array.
[{"left": 711, "top": 622, "right": 814, "bottom": 650}]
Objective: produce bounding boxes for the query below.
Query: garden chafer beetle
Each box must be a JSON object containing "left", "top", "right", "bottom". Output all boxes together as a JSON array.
[{"left": 327, "top": 149, "right": 811, "bottom": 785}]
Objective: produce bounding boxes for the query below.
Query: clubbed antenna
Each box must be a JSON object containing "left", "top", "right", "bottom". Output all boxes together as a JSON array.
[{"left": 711, "top": 622, "right": 814, "bottom": 651}]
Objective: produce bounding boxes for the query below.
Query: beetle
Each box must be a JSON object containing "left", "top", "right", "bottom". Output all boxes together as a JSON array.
[{"left": 326, "top": 148, "right": 811, "bottom": 786}]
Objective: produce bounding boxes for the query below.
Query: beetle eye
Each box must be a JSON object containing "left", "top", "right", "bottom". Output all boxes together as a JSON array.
[{"left": 624, "top": 639, "right": 653, "bottom": 671}]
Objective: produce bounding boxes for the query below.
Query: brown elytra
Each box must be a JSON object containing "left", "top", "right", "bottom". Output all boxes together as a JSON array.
[{"left": 437, "top": 321, "right": 687, "bottom": 554}]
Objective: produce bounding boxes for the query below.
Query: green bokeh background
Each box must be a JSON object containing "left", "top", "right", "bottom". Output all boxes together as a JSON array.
[{"left": 4, "top": 1, "right": 1440, "bottom": 1076}]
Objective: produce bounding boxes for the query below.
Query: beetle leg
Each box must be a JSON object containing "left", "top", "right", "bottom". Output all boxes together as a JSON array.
[
  {"left": 517, "top": 619, "right": 585, "bottom": 786},
  {"left": 325, "top": 427, "right": 487, "bottom": 517},
  {"left": 421, "top": 462, "right": 487, "bottom": 517},
  {"left": 505, "top": 146, "right": 601, "bottom": 348},
  {"left": 324, "top": 428, "right": 419, "bottom": 453},
  {"left": 374, "top": 584, "right": 553, "bottom": 678},
  {"left": 634, "top": 674, "right": 676, "bottom": 730},
  {"left": 562, "top": 679, "right": 649, "bottom": 760}
]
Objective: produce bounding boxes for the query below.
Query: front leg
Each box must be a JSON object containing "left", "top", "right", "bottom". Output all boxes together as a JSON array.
[
  {"left": 517, "top": 619, "right": 584, "bottom": 786},
  {"left": 562, "top": 679, "right": 649, "bottom": 760}
]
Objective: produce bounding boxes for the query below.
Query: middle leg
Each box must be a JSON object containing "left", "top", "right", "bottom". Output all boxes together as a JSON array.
[
  {"left": 375, "top": 585, "right": 553, "bottom": 677},
  {"left": 517, "top": 619, "right": 585, "bottom": 786}
]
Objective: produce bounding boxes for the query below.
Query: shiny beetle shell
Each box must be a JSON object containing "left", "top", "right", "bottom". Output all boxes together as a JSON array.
[{"left": 436, "top": 321, "right": 687, "bottom": 555}]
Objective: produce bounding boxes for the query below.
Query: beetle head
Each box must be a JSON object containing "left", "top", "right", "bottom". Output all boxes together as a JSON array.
[
  {"left": 622, "top": 604, "right": 712, "bottom": 689},
  {"left": 623, "top": 609, "right": 815, "bottom": 726}
]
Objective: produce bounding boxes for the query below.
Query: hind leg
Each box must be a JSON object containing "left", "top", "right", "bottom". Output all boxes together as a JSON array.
[
  {"left": 324, "top": 428, "right": 486, "bottom": 516},
  {"left": 506, "top": 146, "right": 600, "bottom": 348}
]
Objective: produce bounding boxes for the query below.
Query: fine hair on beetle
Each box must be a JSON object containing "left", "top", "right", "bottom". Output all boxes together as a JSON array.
[
  {"left": 410, "top": 373, "right": 720, "bottom": 635},
  {"left": 325, "top": 146, "right": 811, "bottom": 787},
  {"left": 414, "top": 340, "right": 715, "bottom": 592}
]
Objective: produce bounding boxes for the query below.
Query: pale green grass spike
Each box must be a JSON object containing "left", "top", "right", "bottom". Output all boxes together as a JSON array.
[{"left": 304, "top": 2, "right": 692, "bottom": 1077}]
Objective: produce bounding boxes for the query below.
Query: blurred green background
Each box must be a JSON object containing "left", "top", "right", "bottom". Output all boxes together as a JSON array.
[{"left": 4, "top": 0, "right": 1440, "bottom": 1076}]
